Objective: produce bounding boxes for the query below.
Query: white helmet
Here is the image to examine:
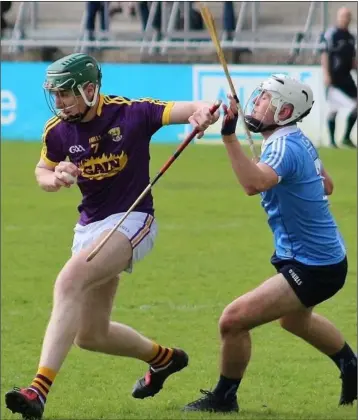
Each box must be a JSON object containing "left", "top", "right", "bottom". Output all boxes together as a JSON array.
[{"left": 244, "top": 74, "right": 314, "bottom": 133}]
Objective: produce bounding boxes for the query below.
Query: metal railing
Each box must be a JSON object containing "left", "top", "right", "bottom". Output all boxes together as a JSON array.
[
  {"left": 2, "top": 1, "right": 349, "bottom": 58},
  {"left": 1, "top": 37, "right": 328, "bottom": 51}
]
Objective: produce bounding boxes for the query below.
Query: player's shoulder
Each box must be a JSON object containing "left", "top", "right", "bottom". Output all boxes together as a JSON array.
[
  {"left": 324, "top": 26, "right": 338, "bottom": 39},
  {"left": 135, "top": 97, "right": 170, "bottom": 105},
  {"left": 102, "top": 95, "right": 170, "bottom": 113},
  {"left": 102, "top": 94, "right": 133, "bottom": 107},
  {"left": 287, "top": 129, "right": 318, "bottom": 161},
  {"left": 266, "top": 127, "right": 301, "bottom": 148},
  {"left": 263, "top": 129, "right": 306, "bottom": 163},
  {"left": 129, "top": 97, "right": 172, "bottom": 112},
  {"left": 324, "top": 26, "right": 339, "bottom": 37},
  {"left": 284, "top": 128, "right": 314, "bottom": 150},
  {"left": 102, "top": 95, "right": 168, "bottom": 106},
  {"left": 42, "top": 115, "right": 62, "bottom": 140}
]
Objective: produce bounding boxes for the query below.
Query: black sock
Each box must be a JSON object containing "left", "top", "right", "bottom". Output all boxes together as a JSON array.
[
  {"left": 328, "top": 117, "right": 336, "bottom": 145},
  {"left": 343, "top": 110, "right": 357, "bottom": 140},
  {"left": 329, "top": 342, "right": 357, "bottom": 375},
  {"left": 213, "top": 375, "right": 241, "bottom": 400}
]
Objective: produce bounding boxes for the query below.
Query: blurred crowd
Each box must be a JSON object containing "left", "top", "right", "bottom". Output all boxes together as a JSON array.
[
  {"left": 1, "top": 1, "right": 12, "bottom": 36},
  {"left": 84, "top": 1, "right": 236, "bottom": 40}
]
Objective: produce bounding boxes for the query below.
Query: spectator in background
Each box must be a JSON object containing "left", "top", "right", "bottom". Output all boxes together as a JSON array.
[
  {"left": 1, "top": 1, "right": 12, "bottom": 37},
  {"left": 138, "top": 1, "right": 161, "bottom": 34},
  {"left": 109, "top": 2, "right": 136, "bottom": 19},
  {"left": 186, "top": 2, "right": 203, "bottom": 31},
  {"left": 221, "top": 2, "right": 251, "bottom": 64},
  {"left": 138, "top": 1, "right": 203, "bottom": 36},
  {"left": 85, "top": 1, "right": 110, "bottom": 43},
  {"left": 321, "top": 7, "right": 357, "bottom": 148},
  {"left": 223, "top": 1, "right": 236, "bottom": 40}
]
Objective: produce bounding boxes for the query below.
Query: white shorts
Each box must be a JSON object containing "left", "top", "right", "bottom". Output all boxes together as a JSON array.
[
  {"left": 71, "top": 212, "right": 158, "bottom": 273},
  {"left": 327, "top": 86, "right": 356, "bottom": 114}
]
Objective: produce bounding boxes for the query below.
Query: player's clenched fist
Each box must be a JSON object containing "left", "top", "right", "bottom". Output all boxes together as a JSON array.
[
  {"left": 54, "top": 161, "right": 81, "bottom": 188},
  {"left": 188, "top": 105, "right": 220, "bottom": 139}
]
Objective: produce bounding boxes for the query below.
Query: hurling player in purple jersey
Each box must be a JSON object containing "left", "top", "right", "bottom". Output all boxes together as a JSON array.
[{"left": 5, "top": 53, "right": 220, "bottom": 420}]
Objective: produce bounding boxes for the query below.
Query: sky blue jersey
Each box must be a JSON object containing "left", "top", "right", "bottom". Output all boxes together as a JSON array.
[{"left": 259, "top": 126, "right": 346, "bottom": 266}]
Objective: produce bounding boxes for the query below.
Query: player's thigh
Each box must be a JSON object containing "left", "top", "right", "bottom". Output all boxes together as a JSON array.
[
  {"left": 70, "top": 212, "right": 157, "bottom": 281},
  {"left": 58, "top": 229, "right": 132, "bottom": 294},
  {"left": 279, "top": 306, "right": 314, "bottom": 332},
  {"left": 77, "top": 275, "right": 119, "bottom": 338},
  {"left": 79, "top": 229, "right": 132, "bottom": 285},
  {"left": 221, "top": 274, "right": 304, "bottom": 332}
]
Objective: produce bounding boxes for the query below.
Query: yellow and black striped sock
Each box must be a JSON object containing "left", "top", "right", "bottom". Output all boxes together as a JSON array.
[
  {"left": 146, "top": 343, "right": 174, "bottom": 369},
  {"left": 29, "top": 367, "right": 57, "bottom": 405}
]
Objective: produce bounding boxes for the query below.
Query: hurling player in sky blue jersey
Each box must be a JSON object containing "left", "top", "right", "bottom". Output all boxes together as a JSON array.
[
  {"left": 5, "top": 53, "right": 220, "bottom": 420},
  {"left": 185, "top": 74, "right": 356, "bottom": 413}
]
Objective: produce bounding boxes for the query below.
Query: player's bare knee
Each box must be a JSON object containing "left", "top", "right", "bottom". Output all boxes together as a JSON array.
[
  {"left": 55, "top": 264, "right": 91, "bottom": 297},
  {"left": 54, "top": 270, "right": 82, "bottom": 300},
  {"left": 55, "top": 255, "right": 111, "bottom": 299},
  {"left": 219, "top": 302, "right": 250, "bottom": 336}
]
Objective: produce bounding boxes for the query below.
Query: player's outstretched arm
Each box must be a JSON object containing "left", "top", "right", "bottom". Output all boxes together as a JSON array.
[
  {"left": 169, "top": 101, "right": 220, "bottom": 124},
  {"left": 168, "top": 101, "right": 220, "bottom": 138}
]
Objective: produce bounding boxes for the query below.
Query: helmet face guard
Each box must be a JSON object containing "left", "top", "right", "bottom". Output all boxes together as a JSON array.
[
  {"left": 244, "top": 75, "right": 314, "bottom": 134},
  {"left": 43, "top": 53, "right": 102, "bottom": 123},
  {"left": 244, "top": 88, "right": 279, "bottom": 133},
  {"left": 43, "top": 81, "right": 99, "bottom": 123}
]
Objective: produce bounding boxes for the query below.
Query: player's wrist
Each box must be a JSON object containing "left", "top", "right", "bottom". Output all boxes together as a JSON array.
[
  {"left": 221, "top": 116, "right": 238, "bottom": 136},
  {"left": 222, "top": 134, "right": 238, "bottom": 144}
]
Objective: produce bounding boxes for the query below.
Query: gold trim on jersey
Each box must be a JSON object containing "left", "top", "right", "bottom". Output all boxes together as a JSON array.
[
  {"left": 40, "top": 149, "right": 59, "bottom": 168},
  {"left": 96, "top": 94, "right": 105, "bottom": 116},
  {"left": 102, "top": 95, "right": 174, "bottom": 126},
  {"left": 162, "top": 102, "right": 175, "bottom": 126},
  {"left": 42, "top": 117, "right": 61, "bottom": 139},
  {"left": 103, "top": 95, "right": 132, "bottom": 106},
  {"left": 136, "top": 98, "right": 170, "bottom": 106},
  {"left": 43, "top": 115, "right": 59, "bottom": 132},
  {"left": 40, "top": 116, "right": 62, "bottom": 167}
]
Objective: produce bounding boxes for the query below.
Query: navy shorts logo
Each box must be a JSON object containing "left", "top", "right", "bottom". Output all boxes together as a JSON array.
[{"left": 288, "top": 268, "right": 302, "bottom": 286}]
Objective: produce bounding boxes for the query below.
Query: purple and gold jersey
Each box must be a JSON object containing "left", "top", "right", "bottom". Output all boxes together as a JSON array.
[{"left": 40, "top": 95, "right": 174, "bottom": 226}]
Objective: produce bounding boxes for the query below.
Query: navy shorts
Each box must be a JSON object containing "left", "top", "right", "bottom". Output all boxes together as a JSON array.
[{"left": 271, "top": 254, "right": 348, "bottom": 308}]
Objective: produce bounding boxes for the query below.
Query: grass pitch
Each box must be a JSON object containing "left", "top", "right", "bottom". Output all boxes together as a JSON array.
[{"left": 1, "top": 142, "right": 357, "bottom": 419}]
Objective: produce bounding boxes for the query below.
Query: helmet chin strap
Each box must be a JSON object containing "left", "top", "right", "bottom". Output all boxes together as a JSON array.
[
  {"left": 62, "top": 85, "right": 100, "bottom": 123},
  {"left": 244, "top": 115, "right": 279, "bottom": 133},
  {"left": 63, "top": 105, "right": 91, "bottom": 123},
  {"left": 245, "top": 107, "right": 312, "bottom": 134}
]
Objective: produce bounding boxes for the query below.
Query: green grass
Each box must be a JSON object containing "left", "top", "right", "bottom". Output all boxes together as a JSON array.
[{"left": 1, "top": 142, "right": 356, "bottom": 420}]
